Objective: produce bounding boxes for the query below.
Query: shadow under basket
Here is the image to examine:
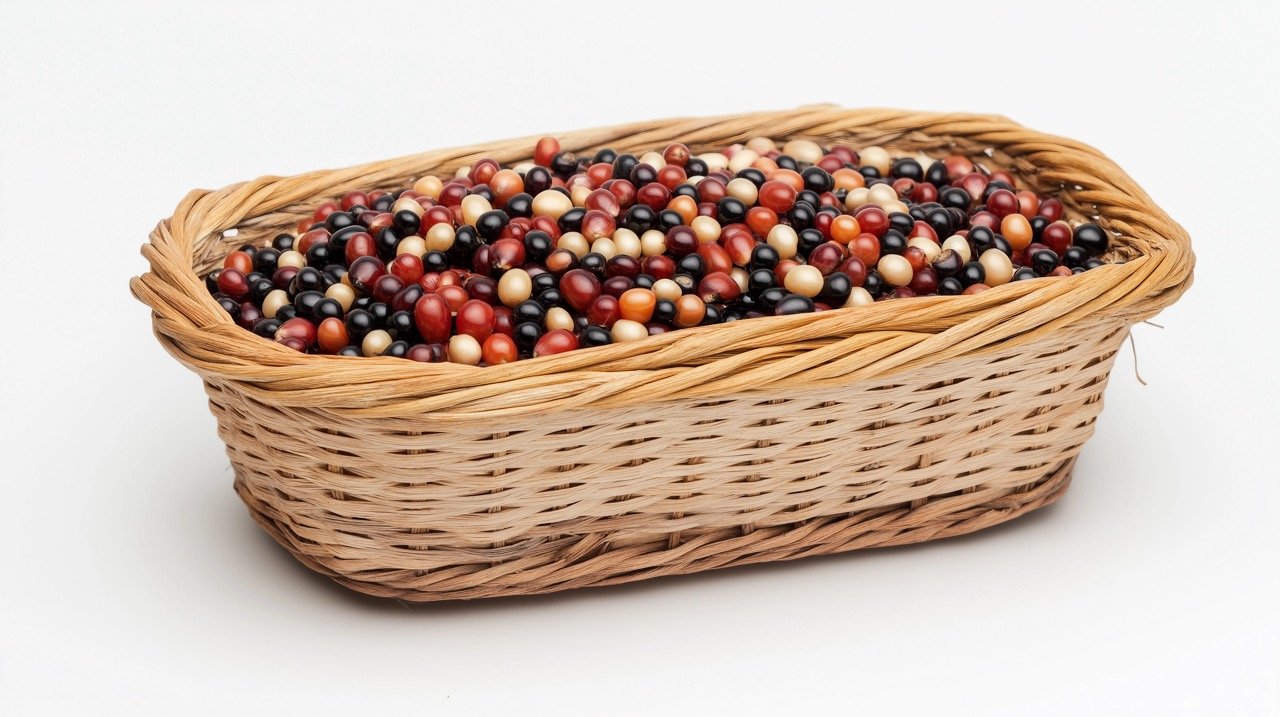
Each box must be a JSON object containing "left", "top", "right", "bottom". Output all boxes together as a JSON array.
[{"left": 131, "top": 107, "right": 1193, "bottom": 601}]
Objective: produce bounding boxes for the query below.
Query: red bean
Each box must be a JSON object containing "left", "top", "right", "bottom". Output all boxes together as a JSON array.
[
  {"left": 317, "top": 317, "right": 349, "bottom": 354},
  {"left": 389, "top": 254, "right": 424, "bottom": 284},
  {"left": 533, "top": 329, "right": 578, "bottom": 357},
  {"left": 482, "top": 334, "right": 518, "bottom": 365},
  {"left": 559, "top": 269, "right": 601, "bottom": 313},
  {"left": 275, "top": 317, "right": 316, "bottom": 350},
  {"left": 534, "top": 137, "right": 560, "bottom": 167},
  {"left": 413, "top": 293, "right": 451, "bottom": 343},
  {"left": 808, "top": 242, "right": 845, "bottom": 275},
  {"left": 697, "top": 272, "right": 741, "bottom": 303},
  {"left": 588, "top": 295, "right": 622, "bottom": 327},
  {"left": 223, "top": 250, "right": 253, "bottom": 274},
  {"left": 854, "top": 206, "right": 889, "bottom": 237},
  {"left": 216, "top": 268, "right": 249, "bottom": 300},
  {"left": 455, "top": 299, "right": 495, "bottom": 341},
  {"left": 344, "top": 232, "right": 377, "bottom": 264},
  {"left": 438, "top": 285, "right": 469, "bottom": 312}
]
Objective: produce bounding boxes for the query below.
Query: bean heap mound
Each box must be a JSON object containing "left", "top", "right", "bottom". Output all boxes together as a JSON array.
[{"left": 205, "top": 137, "right": 1112, "bottom": 364}]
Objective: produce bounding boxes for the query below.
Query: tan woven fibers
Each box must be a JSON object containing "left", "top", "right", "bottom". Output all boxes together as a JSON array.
[{"left": 131, "top": 107, "right": 1193, "bottom": 601}]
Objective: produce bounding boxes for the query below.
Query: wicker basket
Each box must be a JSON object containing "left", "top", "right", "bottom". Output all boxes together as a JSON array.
[{"left": 130, "top": 107, "right": 1193, "bottom": 601}]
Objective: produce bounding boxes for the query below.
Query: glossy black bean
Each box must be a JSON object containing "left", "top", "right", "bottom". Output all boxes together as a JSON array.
[{"left": 775, "top": 294, "right": 815, "bottom": 315}]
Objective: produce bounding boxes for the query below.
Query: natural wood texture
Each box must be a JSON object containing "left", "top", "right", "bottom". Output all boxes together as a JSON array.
[{"left": 130, "top": 107, "right": 1193, "bottom": 601}]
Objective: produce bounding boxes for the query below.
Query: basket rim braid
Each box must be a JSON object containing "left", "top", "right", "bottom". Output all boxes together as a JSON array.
[{"left": 130, "top": 107, "right": 1194, "bottom": 422}]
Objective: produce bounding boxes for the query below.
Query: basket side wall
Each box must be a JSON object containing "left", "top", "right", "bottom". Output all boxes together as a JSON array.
[{"left": 210, "top": 318, "right": 1128, "bottom": 600}]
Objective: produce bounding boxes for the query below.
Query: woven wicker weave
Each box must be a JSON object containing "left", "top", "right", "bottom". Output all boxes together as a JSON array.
[{"left": 130, "top": 107, "right": 1193, "bottom": 601}]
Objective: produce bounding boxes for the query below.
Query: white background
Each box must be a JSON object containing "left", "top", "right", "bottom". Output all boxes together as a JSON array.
[{"left": 2, "top": 1, "right": 1278, "bottom": 714}]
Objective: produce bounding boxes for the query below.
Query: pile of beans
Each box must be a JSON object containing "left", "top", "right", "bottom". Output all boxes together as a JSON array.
[{"left": 206, "top": 137, "right": 1112, "bottom": 364}]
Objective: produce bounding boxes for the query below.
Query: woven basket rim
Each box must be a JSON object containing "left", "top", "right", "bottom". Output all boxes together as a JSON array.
[{"left": 130, "top": 106, "right": 1194, "bottom": 419}]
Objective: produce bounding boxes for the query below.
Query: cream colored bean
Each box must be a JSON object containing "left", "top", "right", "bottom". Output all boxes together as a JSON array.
[
  {"left": 877, "top": 254, "right": 914, "bottom": 287},
  {"left": 783, "top": 265, "right": 824, "bottom": 298},
  {"left": 497, "top": 268, "right": 532, "bottom": 307},
  {"left": 691, "top": 215, "right": 722, "bottom": 244},
  {"left": 590, "top": 237, "right": 618, "bottom": 259},
  {"left": 906, "top": 237, "right": 941, "bottom": 262},
  {"left": 611, "top": 319, "right": 649, "bottom": 343},
  {"left": 612, "top": 228, "right": 642, "bottom": 258},
  {"left": 396, "top": 235, "right": 426, "bottom": 258},
  {"left": 392, "top": 196, "right": 425, "bottom": 217},
  {"left": 868, "top": 182, "right": 898, "bottom": 207},
  {"left": 652, "top": 278, "right": 682, "bottom": 302},
  {"left": 557, "top": 232, "right": 589, "bottom": 258},
  {"left": 766, "top": 224, "right": 799, "bottom": 259},
  {"left": 412, "top": 175, "right": 443, "bottom": 199},
  {"left": 844, "top": 286, "right": 874, "bottom": 307},
  {"left": 726, "top": 177, "right": 759, "bottom": 205},
  {"left": 325, "top": 283, "right": 355, "bottom": 312},
  {"left": 638, "top": 151, "right": 666, "bottom": 169},
  {"left": 640, "top": 229, "right": 667, "bottom": 257},
  {"left": 531, "top": 190, "right": 573, "bottom": 220},
  {"left": 262, "top": 289, "right": 289, "bottom": 319},
  {"left": 361, "top": 329, "right": 393, "bottom": 357},
  {"left": 979, "top": 248, "right": 1014, "bottom": 286},
  {"left": 860, "top": 146, "right": 891, "bottom": 175},
  {"left": 276, "top": 250, "right": 305, "bottom": 269},
  {"left": 424, "top": 223, "right": 455, "bottom": 252},
  {"left": 942, "top": 235, "right": 972, "bottom": 263},
  {"left": 782, "top": 139, "right": 823, "bottom": 164},
  {"left": 446, "top": 334, "right": 482, "bottom": 365},
  {"left": 745, "top": 137, "right": 778, "bottom": 155},
  {"left": 697, "top": 152, "right": 729, "bottom": 171},
  {"left": 727, "top": 148, "right": 759, "bottom": 173},
  {"left": 545, "top": 307, "right": 575, "bottom": 331},
  {"left": 844, "top": 187, "right": 870, "bottom": 210},
  {"left": 460, "top": 194, "right": 491, "bottom": 226}
]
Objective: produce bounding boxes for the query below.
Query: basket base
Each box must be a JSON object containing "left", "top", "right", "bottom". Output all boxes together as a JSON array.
[{"left": 234, "top": 456, "right": 1075, "bottom": 603}]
